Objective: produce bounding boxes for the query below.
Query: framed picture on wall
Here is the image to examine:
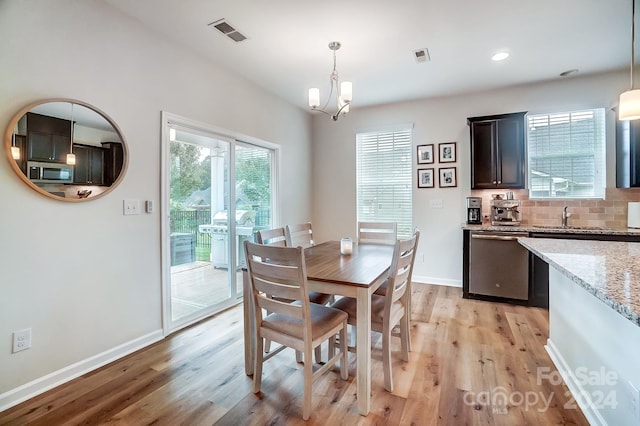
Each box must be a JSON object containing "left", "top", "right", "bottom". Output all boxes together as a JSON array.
[
  {"left": 417, "top": 168, "right": 435, "bottom": 188},
  {"left": 439, "top": 167, "right": 457, "bottom": 188},
  {"left": 417, "top": 144, "right": 434, "bottom": 164},
  {"left": 438, "top": 142, "right": 457, "bottom": 163}
]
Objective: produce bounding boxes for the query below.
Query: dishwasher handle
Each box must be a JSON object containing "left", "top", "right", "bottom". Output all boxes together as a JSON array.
[{"left": 471, "top": 233, "right": 528, "bottom": 241}]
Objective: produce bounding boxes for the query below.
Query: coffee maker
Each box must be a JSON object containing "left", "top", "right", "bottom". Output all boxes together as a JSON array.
[
  {"left": 466, "top": 197, "right": 482, "bottom": 224},
  {"left": 490, "top": 198, "right": 521, "bottom": 225}
]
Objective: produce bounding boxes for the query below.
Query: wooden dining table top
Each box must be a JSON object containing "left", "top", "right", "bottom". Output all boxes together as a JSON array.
[{"left": 303, "top": 241, "right": 394, "bottom": 287}]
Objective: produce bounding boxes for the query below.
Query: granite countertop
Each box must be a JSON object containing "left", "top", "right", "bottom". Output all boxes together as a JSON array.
[
  {"left": 461, "top": 223, "right": 640, "bottom": 236},
  {"left": 518, "top": 237, "right": 640, "bottom": 327}
]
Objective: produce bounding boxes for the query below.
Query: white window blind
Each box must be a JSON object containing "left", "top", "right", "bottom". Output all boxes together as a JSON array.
[
  {"left": 356, "top": 127, "right": 413, "bottom": 238},
  {"left": 527, "top": 108, "right": 605, "bottom": 199}
]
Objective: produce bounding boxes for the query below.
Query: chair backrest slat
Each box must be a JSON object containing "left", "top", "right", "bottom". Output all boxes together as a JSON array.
[
  {"left": 358, "top": 221, "right": 397, "bottom": 245},
  {"left": 252, "top": 274, "right": 303, "bottom": 302},
  {"left": 258, "top": 296, "right": 304, "bottom": 320},
  {"left": 285, "top": 223, "right": 314, "bottom": 248},
  {"left": 256, "top": 227, "right": 287, "bottom": 247}
]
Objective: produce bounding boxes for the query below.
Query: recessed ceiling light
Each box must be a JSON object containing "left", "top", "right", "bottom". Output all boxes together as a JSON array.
[{"left": 491, "top": 51, "right": 509, "bottom": 61}]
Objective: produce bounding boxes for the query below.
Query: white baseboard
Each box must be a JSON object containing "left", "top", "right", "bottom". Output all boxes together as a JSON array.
[
  {"left": 0, "top": 329, "right": 164, "bottom": 412},
  {"left": 413, "top": 275, "right": 461, "bottom": 288},
  {"left": 545, "top": 338, "right": 607, "bottom": 426}
]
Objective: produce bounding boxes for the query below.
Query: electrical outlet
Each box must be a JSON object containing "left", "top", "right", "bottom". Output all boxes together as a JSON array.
[
  {"left": 12, "top": 328, "right": 31, "bottom": 353},
  {"left": 630, "top": 381, "right": 640, "bottom": 421},
  {"left": 123, "top": 199, "right": 140, "bottom": 215},
  {"left": 145, "top": 200, "right": 154, "bottom": 213}
]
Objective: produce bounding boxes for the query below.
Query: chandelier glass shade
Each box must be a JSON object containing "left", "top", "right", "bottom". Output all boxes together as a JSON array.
[{"left": 308, "top": 41, "right": 352, "bottom": 121}]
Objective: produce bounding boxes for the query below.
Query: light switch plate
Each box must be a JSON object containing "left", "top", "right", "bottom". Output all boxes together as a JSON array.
[
  {"left": 123, "top": 199, "right": 140, "bottom": 215},
  {"left": 429, "top": 199, "right": 444, "bottom": 209}
]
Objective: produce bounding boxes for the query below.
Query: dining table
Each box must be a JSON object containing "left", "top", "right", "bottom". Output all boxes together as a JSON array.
[{"left": 242, "top": 240, "right": 394, "bottom": 416}]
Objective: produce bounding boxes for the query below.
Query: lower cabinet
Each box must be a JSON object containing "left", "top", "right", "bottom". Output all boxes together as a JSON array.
[{"left": 73, "top": 144, "right": 106, "bottom": 185}]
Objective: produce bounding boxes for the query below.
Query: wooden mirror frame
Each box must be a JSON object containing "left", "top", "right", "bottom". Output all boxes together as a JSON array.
[{"left": 4, "top": 98, "right": 128, "bottom": 202}]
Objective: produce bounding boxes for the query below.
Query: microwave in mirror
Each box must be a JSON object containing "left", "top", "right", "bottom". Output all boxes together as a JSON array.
[{"left": 27, "top": 161, "right": 73, "bottom": 183}]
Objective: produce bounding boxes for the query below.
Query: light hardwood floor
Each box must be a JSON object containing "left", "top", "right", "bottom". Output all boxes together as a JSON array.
[{"left": 0, "top": 284, "right": 588, "bottom": 425}]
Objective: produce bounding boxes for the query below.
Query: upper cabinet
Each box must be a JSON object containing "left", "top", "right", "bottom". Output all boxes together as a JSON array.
[
  {"left": 467, "top": 112, "right": 527, "bottom": 189},
  {"left": 616, "top": 119, "right": 640, "bottom": 188},
  {"left": 26, "top": 112, "right": 71, "bottom": 163}
]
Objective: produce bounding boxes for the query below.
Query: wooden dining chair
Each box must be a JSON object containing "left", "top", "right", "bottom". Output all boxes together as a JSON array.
[
  {"left": 357, "top": 221, "right": 398, "bottom": 245},
  {"left": 357, "top": 221, "right": 398, "bottom": 296},
  {"left": 256, "top": 227, "right": 331, "bottom": 361},
  {"left": 285, "top": 222, "right": 314, "bottom": 248},
  {"left": 256, "top": 227, "right": 287, "bottom": 247},
  {"left": 244, "top": 241, "right": 348, "bottom": 420},
  {"left": 331, "top": 230, "right": 420, "bottom": 392}
]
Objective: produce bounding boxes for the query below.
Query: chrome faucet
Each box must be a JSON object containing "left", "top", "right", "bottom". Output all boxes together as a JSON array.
[{"left": 562, "top": 206, "right": 572, "bottom": 228}]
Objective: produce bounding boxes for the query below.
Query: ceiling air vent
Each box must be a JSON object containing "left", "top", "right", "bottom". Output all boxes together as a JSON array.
[
  {"left": 208, "top": 19, "right": 247, "bottom": 43},
  {"left": 413, "top": 48, "right": 431, "bottom": 63}
]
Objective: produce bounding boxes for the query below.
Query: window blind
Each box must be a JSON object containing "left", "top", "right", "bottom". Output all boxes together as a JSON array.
[
  {"left": 356, "top": 127, "right": 413, "bottom": 238},
  {"left": 527, "top": 108, "right": 605, "bottom": 199}
]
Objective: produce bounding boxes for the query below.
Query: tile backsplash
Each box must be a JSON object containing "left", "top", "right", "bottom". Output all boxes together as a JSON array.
[{"left": 470, "top": 188, "right": 640, "bottom": 228}]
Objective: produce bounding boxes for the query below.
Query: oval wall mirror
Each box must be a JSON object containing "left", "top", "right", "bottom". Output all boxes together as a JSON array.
[{"left": 4, "top": 98, "right": 128, "bottom": 201}]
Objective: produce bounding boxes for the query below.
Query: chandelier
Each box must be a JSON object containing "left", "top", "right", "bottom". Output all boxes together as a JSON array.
[
  {"left": 308, "top": 41, "right": 352, "bottom": 121},
  {"left": 619, "top": 0, "right": 640, "bottom": 120}
]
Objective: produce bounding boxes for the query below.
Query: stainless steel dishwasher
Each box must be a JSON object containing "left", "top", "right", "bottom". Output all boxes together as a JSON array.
[{"left": 469, "top": 231, "right": 529, "bottom": 300}]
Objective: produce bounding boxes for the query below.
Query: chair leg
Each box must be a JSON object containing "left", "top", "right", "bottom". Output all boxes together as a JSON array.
[
  {"left": 264, "top": 308, "right": 272, "bottom": 353},
  {"left": 302, "top": 348, "right": 313, "bottom": 420},
  {"left": 253, "top": 336, "right": 264, "bottom": 394},
  {"left": 401, "top": 313, "right": 410, "bottom": 359},
  {"left": 382, "top": 327, "right": 393, "bottom": 392},
  {"left": 328, "top": 335, "right": 336, "bottom": 360},
  {"left": 339, "top": 323, "right": 348, "bottom": 380},
  {"left": 349, "top": 324, "right": 357, "bottom": 347},
  {"left": 314, "top": 344, "right": 322, "bottom": 364}
]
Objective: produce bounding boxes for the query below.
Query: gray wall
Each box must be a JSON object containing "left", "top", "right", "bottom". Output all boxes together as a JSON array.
[
  {"left": 311, "top": 71, "right": 628, "bottom": 286},
  {"left": 0, "top": 0, "right": 312, "bottom": 404}
]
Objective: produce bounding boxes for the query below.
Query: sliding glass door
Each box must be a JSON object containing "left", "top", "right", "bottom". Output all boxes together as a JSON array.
[{"left": 162, "top": 113, "right": 277, "bottom": 332}]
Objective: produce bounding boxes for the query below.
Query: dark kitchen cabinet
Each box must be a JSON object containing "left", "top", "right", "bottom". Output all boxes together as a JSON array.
[
  {"left": 28, "top": 131, "right": 71, "bottom": 163},
  {"left": 101, "top": 142, "right": 124, "bottom": 186},
  {"left": 26, "top": 112, "right": 71, "bottom": 163},
  {"left": 73, "top": 144, "right": 106, "bottom": 185},
  {"left": 467, "top": 111, "right": 527, "bottom": 189},
  {"left": 616, "top": 118, "right": 640, "bottom": 188}
]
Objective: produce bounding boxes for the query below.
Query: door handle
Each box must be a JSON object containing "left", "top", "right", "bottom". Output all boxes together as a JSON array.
[{"left": 471, "top": 234, "right": 525, "bottom": 241}]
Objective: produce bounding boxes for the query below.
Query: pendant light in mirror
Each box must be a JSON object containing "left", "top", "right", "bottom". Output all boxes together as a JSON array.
[
  {"left": 10, "top": 133, "right": 20, "bottom": 160},
  {"left": 66, "top": 103, "right": 76, "bottom": 165}
]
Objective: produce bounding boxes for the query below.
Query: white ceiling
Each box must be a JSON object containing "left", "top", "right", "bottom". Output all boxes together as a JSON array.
[{"left": 105, "top": 0, "right": 633, "bottom": 112}]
